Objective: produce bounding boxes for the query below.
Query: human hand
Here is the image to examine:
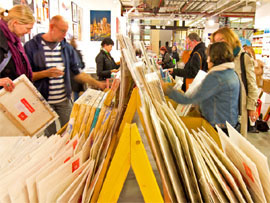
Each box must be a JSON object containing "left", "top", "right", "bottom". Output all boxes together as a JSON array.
[
  {"left": 46, "top": 67, "right": 65, "bottom": 78},
  {"left": 97, "top": 81, "right": 106, "bottom": 90},
  {"left": 248, "top": 110, "right": 258, "bottom": 122},
  {"left": 110, "top": 69, "right": 119, "bottom": 73},
  {"left": 167, "top": 68, "right": 174, "bottom": 74},
  {"left": 0, "top": 77, "right": 15, "bottom": 92}
]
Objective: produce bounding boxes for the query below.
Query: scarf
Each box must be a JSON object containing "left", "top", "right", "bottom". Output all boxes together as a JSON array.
[
  {"left": 233, "top": 46, "right": 241, "bottom": 57},
  {"left": 102, "top": 48, "right": 113, "bottom": 61},
  {"left": 0, "top": 19, "right": 32, "bottom": 80}
]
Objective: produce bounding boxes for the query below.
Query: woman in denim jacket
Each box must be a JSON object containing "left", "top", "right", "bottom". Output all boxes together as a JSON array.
[{"left": 163, "top": 42, "right": 240, "bottom": 131}]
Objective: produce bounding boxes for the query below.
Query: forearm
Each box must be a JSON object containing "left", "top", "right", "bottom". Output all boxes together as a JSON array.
[
  {"left": 74, "top": 72, "right": 100, "bottom": 88},
  {"left": 32, "top": 71, "right": 49, "bottom": 81}
]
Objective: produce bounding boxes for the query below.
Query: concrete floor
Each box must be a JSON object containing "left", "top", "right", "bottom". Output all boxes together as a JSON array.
[{"left": 118, "top": 114, "right": 270, "bottom": 202}]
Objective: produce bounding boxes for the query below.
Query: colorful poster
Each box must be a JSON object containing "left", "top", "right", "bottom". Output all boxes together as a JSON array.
[
  {"left": 90, "top": 10, "right": 111, "bottom": 41},
  {"left": 13, "top": 0, "right": 34, "bottom": 12}
]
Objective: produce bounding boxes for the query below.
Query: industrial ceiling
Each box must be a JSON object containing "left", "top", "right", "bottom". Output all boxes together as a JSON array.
[{"left": 119, "top": 0, "right": 258, "bottom": 27}]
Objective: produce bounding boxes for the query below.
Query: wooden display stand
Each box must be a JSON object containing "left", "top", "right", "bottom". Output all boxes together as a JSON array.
[{"left": 97, "top": 123, "right": 163, "bottom": 202}]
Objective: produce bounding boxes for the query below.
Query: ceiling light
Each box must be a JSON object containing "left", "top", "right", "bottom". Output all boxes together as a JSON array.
[
  {"left": 207, "top": 19, "right": 215, "bottom": 26},
  {"left": 256, "top": 0, "right": 261, "bottom": 6},
  {"left": 167, "top": 20, "right": 171, "bottom": 25}
]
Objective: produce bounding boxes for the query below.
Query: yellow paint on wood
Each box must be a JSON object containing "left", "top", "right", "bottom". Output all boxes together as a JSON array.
[
  {"left": 130, "top": 123, "right": 164, "bottom": 203},
  {"left": 97, "top": 124, "right": 131, "bottom": 202},
  {"left": 117, "top": 88, "right": 138, "bottom": 139}
]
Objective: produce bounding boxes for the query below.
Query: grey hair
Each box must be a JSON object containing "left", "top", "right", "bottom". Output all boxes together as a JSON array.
[{"left": 188, "top": 32, "right": 201, "bottom": 42}]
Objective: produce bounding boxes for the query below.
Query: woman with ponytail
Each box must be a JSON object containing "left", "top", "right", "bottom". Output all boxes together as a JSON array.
[{"left": 0, "top": 5, "right": 35, "bottom": 91}]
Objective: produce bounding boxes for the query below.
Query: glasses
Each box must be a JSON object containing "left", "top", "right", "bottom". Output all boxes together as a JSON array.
[{"left": 54, "top": 25, "right": 68, "bottom": 34}]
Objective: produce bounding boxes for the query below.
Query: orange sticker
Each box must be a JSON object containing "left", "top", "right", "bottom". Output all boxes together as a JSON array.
[
  {"left": 243, "top": 162, "right": 255, "bottom": 183},
  {"left": 73, "top": 140, "right": 78, "bottom": 150},
  {"left": 72, "top": 158, "right": 80, "bottom": 172}
]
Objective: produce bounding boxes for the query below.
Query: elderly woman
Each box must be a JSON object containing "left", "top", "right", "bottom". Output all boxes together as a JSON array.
[
  {"left": 163, "top": 42, "right": 240, "bottom": 133},
  {"left": 95, "top": 37, "right": 119, "bottom": 81},
  {"left": 0, "top": 5, "right": 35, "bottom": 91}
]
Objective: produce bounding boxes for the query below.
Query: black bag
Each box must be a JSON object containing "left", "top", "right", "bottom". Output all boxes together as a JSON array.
[{"left": 256, "top": 118, "right": 269, "bottom": 132}]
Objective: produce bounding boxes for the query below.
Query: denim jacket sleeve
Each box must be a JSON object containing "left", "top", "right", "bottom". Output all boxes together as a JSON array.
[{"left": 166, "top": 73, "right": 221, "bottom": 104}]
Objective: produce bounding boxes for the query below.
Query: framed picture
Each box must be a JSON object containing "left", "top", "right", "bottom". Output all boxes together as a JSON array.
[
  {"left": 35, "top": 0, "right": 50, "bottom": 24},
  {"left": 73, "top": 23, "right": 78, "bottom": 38},
  {"left": 90, "top": 10, "right": 111, "bottom": 41},
  {"left": 71, "top": 2, "right": 78, "bottom": 22}
]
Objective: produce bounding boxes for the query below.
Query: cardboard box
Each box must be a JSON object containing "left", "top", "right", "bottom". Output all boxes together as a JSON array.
[
  {"left": 181, "top": 117, "right": 222, "bottom": 149},
  {"left": 262, "top": 79, "right": 270, "bottom": 94}
]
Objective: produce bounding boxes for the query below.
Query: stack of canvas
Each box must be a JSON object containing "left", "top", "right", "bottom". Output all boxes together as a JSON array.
[{"left": 118, "top": 34, "right": 270, "bottom": 202}]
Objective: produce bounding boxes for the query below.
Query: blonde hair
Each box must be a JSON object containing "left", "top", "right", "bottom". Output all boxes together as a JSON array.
[
  {"left": 212, "top": 27, "right": 241, "bottom": 49},
  {"left": 0, "top": 5, "right": 35, "bottom": 25}
]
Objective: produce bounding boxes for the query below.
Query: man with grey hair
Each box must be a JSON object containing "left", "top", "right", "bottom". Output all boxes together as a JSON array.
[{"left": 168, "top": 32, "right": 208, "bottom": 91}]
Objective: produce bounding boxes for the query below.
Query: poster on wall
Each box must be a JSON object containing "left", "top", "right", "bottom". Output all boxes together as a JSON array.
[
  {"left": 13, "top": 0, "right": 34, "bottom": 12},
  {"left": 71, "top": 2, "right": 77, "bottom": 22},
  {"left": 59, "top": 0, "right": 71, "bottom": 22},
  {"left": 35, "top": 0, "right": 49, "bottom": 24},
  {"left": 90, "top": 10, "right": 111, "bottom": 41}
]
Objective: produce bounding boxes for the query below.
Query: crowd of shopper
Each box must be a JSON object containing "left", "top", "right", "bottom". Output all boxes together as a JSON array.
[{"left": 0, "top": 4, "right": 262, "bottom": 136}]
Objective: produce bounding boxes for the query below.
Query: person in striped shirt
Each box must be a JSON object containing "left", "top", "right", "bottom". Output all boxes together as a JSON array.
[{"left": 24, "top": 15, "right": 106, "bottom": 136}]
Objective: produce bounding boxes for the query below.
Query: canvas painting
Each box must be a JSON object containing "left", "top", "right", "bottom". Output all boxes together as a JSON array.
[{"left": 90, "top": 10, "right": 111, "bottom": 41}]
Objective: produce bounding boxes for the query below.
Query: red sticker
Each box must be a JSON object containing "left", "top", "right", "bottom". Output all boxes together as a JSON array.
[
  {"left": 21, "top": 98, "right": 35, "bottom": 113},
  {"left": 72, "top": 158, "right": 80, "bottom": 172},
  {"left": 73, "top": 140, "right": 78, "bottom": 150},
  {"left": 18, "top": 112, "right": 28, "bottom": 121},
  {"left": 64, "top": 157, "right": 70, "bottom": 163},
  {"left": 243, "top": 162, "right": 255, "bottom": 183}
]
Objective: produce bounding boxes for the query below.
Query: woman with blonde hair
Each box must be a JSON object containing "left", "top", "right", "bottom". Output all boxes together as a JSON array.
[
  {"left": 0, "top": 5, "right": 35, "bottom": 92},
  {"left": 212, "top": 27, "right": 258, "bottom": 136}
]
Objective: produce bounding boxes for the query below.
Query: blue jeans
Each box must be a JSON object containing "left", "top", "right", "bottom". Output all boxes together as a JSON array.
[{"left": 45, "top": 98, "right": 73, "bottom": 137}]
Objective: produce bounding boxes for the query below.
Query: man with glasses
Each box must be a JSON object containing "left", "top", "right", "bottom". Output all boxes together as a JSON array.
[
  {"left": 24, "top": 15, "right": 106, "bottom": 136},
  {"left": 168, "top": 32, "right": 208, "bottom": 91}
]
